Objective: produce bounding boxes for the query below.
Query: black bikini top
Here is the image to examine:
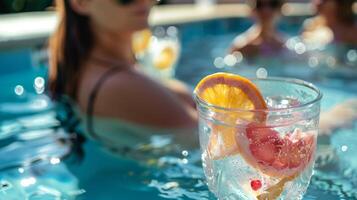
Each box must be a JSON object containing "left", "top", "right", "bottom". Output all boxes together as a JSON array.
[
  {"left": 85, "top": 59, "right": 136, "bottom": 155},
  {"left": 86, "top": 65, "right": 124, "bottom": 141}
]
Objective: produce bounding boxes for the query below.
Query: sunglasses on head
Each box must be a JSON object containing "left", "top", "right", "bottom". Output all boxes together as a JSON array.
[
  {"left": 256, "top": 1, "right": 281, "bottom": 10},
  {"left": 116, "top": 0, "right": 160, "bottom": 5},
  {"left": 319, "top": 0, "right": 335, "bottom": 4}
]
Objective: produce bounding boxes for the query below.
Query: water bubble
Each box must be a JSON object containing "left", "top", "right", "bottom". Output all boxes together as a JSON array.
[
  {"left": 20, "top": 177, "right": 36, "bottom": 187},
  {"left": 50, "top": 157, "right": 60, "bottom": 165},
  {"left": 18, "top": 168, "right": 25, "bottom": 173},
  {"left": 14, "top": 85, "right": 24, "bottom": 96},
  {"left": 224, "top": 54, "right": 237, "bottom": 67},
  {"left": 167, "top": 26, "right": 178, "bottom": 37},
  {"left": 34, "top": 77, "right": 45, "bottom": 94},
  {"left": 34, "top": 77, "right": 45, "bottom": 88},
  {"left": 326, "top": 56, "right": 337, "bottom": 68},
  {"left": 286, "top": 37, "right": 298, "bottom": 50},
  {"left": 308, "top": 56, "right": 319, "bottom": 68},
  {"left": 347, "top": 49, "right": 357, "bottom": 62},
  {"left": 294, "top": 42, "right": 306, "bottom": 55},
  {"left": 256, "top": 67, "right": 268, "bottom": 79},
  {"left": 341, "top": 145, "right": 348, "bottom": 152},
  {"left": 154, "top": 26, "right": 166, "bottom": 37},
  {"left": 182, "top": 158, "right": 188, "bottom": 164},
  {"left": 232, "top": 51, "right": 243, "bottom": 63},
  {"left": 36, "top": 88, "right": 45, "bottom": 94},
  {"left": 214, "top": 57, "right": 225, "bottom": 69},
  {"left": 182, "top": 150, "right": 189, "bottom": 157}
]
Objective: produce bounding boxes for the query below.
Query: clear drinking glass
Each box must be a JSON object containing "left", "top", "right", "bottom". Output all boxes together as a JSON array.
[
  {"left": 195, "top": 77, "right": 322, "bottom": 200},
  {"left": 135, "top": 26, "right": 180, "bottom": 80},
  {"left": 151, "top": 26, "right": 180, "bottom": 79}
]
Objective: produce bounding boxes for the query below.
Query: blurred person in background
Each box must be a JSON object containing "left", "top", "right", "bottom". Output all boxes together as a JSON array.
[
  {"left": 228, "top": 0, "right": 357, "bottom": 138},
  {"left": 49, "top": 0, "right": 197, "bottom": 152},
  {"left": 299, "top": 0, "right": 357, "bottom": 168},
  {"left": 303, "top": 0, "right": 357, "bottom": 152},
  {"left": 229, "top": 0, "right": 286, "bottom": 58},
  {"left": 302, "top": 0, "right": 357, "bottom": 46}
]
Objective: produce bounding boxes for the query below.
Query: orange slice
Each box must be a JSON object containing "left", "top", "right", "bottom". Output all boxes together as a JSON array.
[
  {"left": 132, "top": 29, "right": 152, "bottom": 55},
  {"left": 207, "top": 124, "right": 239, "bottom": 160},
  {"left": 194, "top": 73, "right": 267, "bottom": 159},
  {"left": 153, "top": 46, "right": 177, "bottom": 70}
]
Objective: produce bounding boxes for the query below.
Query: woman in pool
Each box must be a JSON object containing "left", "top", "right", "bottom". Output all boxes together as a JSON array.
[
  {"left": 302, "top": 0, "right": 357, "bottom": 46},
  {"left": 230, "top": 0, "right": 286, "bottom": 58},
  {"left": 49, "top": 0, "right": 197, "bottom": 151},
  {"left": 228, "top": 0, "right": 357, "bottom": 136},
  {"left": 301, "top": 0, "right": 357, "bottom": 137}
]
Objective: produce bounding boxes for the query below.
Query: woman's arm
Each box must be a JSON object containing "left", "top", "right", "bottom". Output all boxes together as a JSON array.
[
  {"left": 89, "top": 69, "right": 197, "bottom": 130},
  {"left": 319, "top": 99, "right": 357, "bottom": 136}
]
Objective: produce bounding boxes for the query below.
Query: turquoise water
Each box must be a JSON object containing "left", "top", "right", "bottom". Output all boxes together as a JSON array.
[{"left": 0, "top": 17, "right": 357, "bottom": 199}]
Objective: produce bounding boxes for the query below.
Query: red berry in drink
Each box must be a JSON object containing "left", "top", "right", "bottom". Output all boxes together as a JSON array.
[{"left": 250, "top": 179, "right": 262, "bottom": 191}]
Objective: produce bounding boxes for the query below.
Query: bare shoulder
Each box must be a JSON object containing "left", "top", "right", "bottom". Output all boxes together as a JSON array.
[
  {"left": 230, "top": 38, "right": 258, "bottom": 57},
  {"left": 235, "top": 44, "right": 258, "bottom": 57},
  {"left": 84, "top": 68, "right": 196, "bottom": 129},
  {"left": 230, "top": 27, "right": 259, "bottom": 56}
]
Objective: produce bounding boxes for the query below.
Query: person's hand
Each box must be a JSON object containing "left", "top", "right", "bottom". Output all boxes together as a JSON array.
[{"left": 319, "top": 99, "right": 357, "bottom": 135}]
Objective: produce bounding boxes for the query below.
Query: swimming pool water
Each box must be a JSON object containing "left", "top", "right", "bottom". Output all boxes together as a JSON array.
[{"left": 0, "top": 17, "right": 357, "bottom": 199}]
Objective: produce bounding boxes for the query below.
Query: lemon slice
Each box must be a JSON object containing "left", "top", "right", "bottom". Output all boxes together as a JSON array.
[
  {"left": 153, "top": 46, "right": 177, "bottom": 70},
  {"left": 132, "top": 29, "right": 152, "bottom": 55},
  {"left": 194, "top": 72, "right": 267, "bottom": 159}
]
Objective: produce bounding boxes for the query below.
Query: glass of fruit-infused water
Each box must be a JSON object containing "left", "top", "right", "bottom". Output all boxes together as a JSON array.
[
  {"left": 194, "top": 73, "right": 322, "bottom": 200},
  {"left": 151, "top": 27, "right": 181, "bottom": 79},
  {"left": 133, "top": 27, "right": 180, "bottom": 80}
]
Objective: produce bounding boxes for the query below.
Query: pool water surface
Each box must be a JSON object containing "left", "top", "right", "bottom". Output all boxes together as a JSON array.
[{"left": 0, "top": 17, "right": 357, "bottom": 199}]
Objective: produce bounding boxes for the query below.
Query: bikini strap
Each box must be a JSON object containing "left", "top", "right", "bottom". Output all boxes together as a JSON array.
[{"left": 86, "top": 66, "right": 124, "bottom": 141}]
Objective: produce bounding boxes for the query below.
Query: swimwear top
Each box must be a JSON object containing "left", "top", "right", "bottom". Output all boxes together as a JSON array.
[
  {"left": 86, "top": 65, "right": 123, "bottom": 142},
  {"left": 84, "top": 64, "right": 176, "bottom": 155}
]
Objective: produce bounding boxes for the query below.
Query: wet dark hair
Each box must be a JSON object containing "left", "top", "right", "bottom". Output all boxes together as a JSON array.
[
  {"left": 49, "top": 0, "right": 91, "bottom": 161},
  {"left": 334, "top": 0, "right": 355, "bottom": 25},
  {"left": 249, "top": 0, "right": 284, "bottom": 10},
  {"left": 49, "top": 0, "right": 93, "bottom": 100}
]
